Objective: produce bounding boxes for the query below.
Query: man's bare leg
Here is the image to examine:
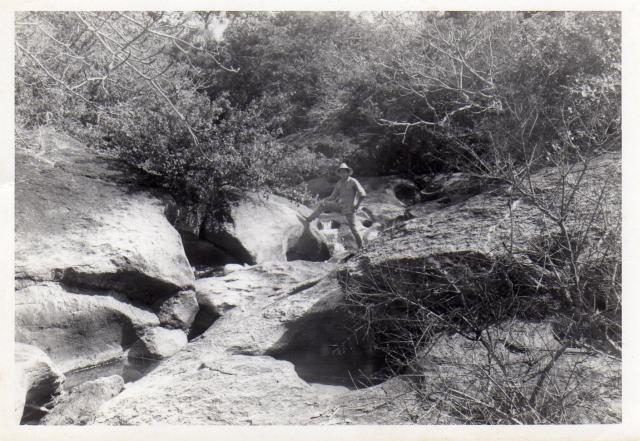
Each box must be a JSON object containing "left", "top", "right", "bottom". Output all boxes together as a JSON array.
[
  {"left": 345, "top": 212, "right": 363, "bottom": 249},
  {"left": 305, "top": 201, "right": 341, "bottom": 223}
]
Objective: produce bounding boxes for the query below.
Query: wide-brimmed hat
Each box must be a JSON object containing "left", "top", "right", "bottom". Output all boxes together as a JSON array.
[{"left": 337, "top": 162, "right": 353, "bottom": 175}]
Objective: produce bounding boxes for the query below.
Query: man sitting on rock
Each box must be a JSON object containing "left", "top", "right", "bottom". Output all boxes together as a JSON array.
[{"left": 305, "top": 163, "right": 367, "bottom": 249}]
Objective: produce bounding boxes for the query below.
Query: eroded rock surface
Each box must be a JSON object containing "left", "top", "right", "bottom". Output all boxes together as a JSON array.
[
  {"left": 94, "top": 261, "right": 400, "bottom": 425},
  {"left": 15, "top": 343, "right": 65, "bottom": 423},
  {"left": 15, "top": 131, "right": 194, "bottom": 301},
  {"left": 16, "top": 130, "right": 620, "bottom": 425},
  {"left": 336, "top": 152, "right": 622, "bottom": 423},
  {"left": 16, "top": 283, "right": 159, "bottom": 372},
  {"left": 42, "top": 375, "right": 124, "bottom": 425},
  {"left": 194, "top": 261, "right": 333, "bottom": 317},
  {"left": 343, "top": 152, "right": 621, "bottom": 274},
  {"left": 168, "top": 192, "right": 330, "bottom": 264},
  {"left": 15, "top": 130, "right": 196, "bottom": 415},
  {"left": 204, "top": 192, "right": 330, "bottom": 263}
]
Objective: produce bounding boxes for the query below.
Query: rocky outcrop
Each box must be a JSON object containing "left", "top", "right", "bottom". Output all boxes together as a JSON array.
[
  {"left": 15, "top": 343, "right": 65, "bottom": 423},
  {"left": 344, "top": 153, "right": 620, "bottom": 274},
  {"left": 335, "top": 153, "right": 622, "bottom": 423},
  {"left": 15, "top": 129, "right": 195, "bottom": 383},
  {"left": 15, "top": 283, "right": 160, "bottom": 372},
  {"left": 93, "top": 261, "right": 394, "bottom": 425},
  {"left": 15, "top": 131, "right": 194, "bottom": 302},
  {"left": 42, "top": 375, "right": 124, "bottom": 425},
  {"left": 16, "top": 129, "right": 620, "bottom": 425}
]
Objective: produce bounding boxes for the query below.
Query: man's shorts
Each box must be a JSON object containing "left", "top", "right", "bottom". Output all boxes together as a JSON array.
[{"left": 320, "top": 200, "right": 353, "bottom": 215}]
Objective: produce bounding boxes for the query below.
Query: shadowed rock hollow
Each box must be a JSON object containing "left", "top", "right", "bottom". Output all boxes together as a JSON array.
[{"left": 167, "top": 192, "right": 331, "bottom": 265}]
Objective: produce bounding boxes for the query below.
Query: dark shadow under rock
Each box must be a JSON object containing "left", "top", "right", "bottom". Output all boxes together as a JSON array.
[
  {"left": 180, "top": 232, "right": 236, "bottom": 267},
  {"left": 267, "top": 308, "right": 389, "bottom": 389},
  {"left": 187, "top": 304, "right": 220, "bottom": 341},
  {"left": 286, "top": 225, "right": 331, "bottom": 262}
]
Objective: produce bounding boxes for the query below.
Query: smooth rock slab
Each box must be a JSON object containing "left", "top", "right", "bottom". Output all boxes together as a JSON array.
[
  {"left": 15, "top": 130, "right": 194, "bottom": 303},
  {"left": 95, "top": 354, "right": 337, "bottom": 425},
  {"left": 195, "top": 261, "right": 334, "bottom": 317},
  {"left": 15, "top": 283, "right": 159, "bottom": 372},
  {"left": 92, "top": 263, "right": 379, "bottom": 425},
  {"left": 42, "top": 375, "right": 124, "bottom": 425}
]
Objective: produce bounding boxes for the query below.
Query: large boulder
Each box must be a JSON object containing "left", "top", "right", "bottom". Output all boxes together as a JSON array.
[
  {"left": 15, "top": 343, "right": 65, "bottom": 423},
  {"left": 15, "top": 130, "right": 194, "bottom": 303},
  {"left": 15, "top": 283, "right": 160, "bottom": 372},
  {"left": 42, "top": 375, "right": 124, "bottom": 425},
  {"left": 201, "top": 192, "right": 329, "bottom": 264},
  {"left": 15, "top": 129, "right": 197, "bottom": 381},
  {"left": 343, "top": 152, "right": 620, "bottom": 275}
]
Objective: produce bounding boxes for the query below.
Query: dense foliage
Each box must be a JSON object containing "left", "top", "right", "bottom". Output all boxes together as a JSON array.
[{"left": 16, "top": 11, "right": 620, "bottom": 201}]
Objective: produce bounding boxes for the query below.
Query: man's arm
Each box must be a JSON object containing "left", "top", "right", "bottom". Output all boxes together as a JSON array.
[{"left": 325, "top": 182, "right": 339, "bottom": 201}]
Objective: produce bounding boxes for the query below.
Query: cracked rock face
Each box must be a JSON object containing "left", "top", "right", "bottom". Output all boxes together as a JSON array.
[{"left": 194, "top": 261, "right": 334, "bottom": 317}]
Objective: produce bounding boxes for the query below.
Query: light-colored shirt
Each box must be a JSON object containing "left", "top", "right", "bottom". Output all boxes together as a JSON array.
[{"left": 327, "top": 176, "right": 366, "bottom": 207}]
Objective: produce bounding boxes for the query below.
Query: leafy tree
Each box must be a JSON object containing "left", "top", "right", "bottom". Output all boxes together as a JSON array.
[{"left": 15, "top": 11, "right": 301, "bottom": 203}]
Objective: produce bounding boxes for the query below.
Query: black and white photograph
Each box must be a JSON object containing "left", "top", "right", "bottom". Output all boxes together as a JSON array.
[{"left": 4, "top": 4, "right": 638, "bottom": 440}]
